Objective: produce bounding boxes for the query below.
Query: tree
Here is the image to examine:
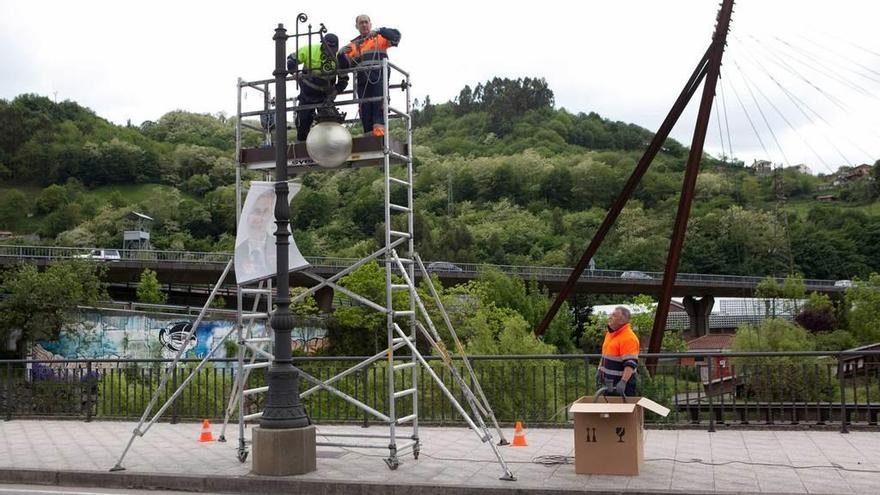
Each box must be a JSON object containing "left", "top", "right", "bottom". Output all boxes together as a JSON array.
[
  {"left": 136, "top": 268, "right": 167, "bottom": 304},
  {"left": 0, "top": 260, "right": 106, "bottom": 355},
  {"left": 0, "top": 190, "right": 27, "bottom": 230},
  {"left": 795, "top": 292, "right": 837, "bottom": 333},
  {"left": 731, "top": 319, "right": 827, "bottom": 401},
  {"left": 844, "top": 273, "right": 880, "bottom": 344},
  {"left": 290, "top": 287, "right": 320, "bottom": 317}
]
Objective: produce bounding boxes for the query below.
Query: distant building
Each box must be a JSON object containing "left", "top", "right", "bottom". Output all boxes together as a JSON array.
[
  {"left": 683, "top": 333, "right": 737, "bottom": 393},
  {"left": 750, "top": 159, "right": 773, "bottom": 177},
  {"left": 839, "top": 343, "right": 880, "bottom": 378},
  {"left": 833, "top": 164, "right": 874, "bottom": 186},
  {"left": 815, "top": 194, "right": 837, "bottom": 202},
  {"left": 790, "top": 163, "right": 812, "bottom": 175}
]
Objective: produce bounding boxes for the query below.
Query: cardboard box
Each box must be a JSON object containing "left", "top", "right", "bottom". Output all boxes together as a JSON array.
[{"left": 568, "top": 396, "right": 670, "bottom": 475}]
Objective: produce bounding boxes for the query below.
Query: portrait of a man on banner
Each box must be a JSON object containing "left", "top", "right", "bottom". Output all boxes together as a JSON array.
[{"left": 234, "top": 181, "right": 309, "bottom": 285}]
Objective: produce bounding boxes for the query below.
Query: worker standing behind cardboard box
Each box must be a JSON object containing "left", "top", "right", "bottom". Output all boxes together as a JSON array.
[
  {"left": 567, "top": 306, "right": 669, "bottom": 476},
  {"left": 598, "top": 306, "right": 639, "bottom": 397}
]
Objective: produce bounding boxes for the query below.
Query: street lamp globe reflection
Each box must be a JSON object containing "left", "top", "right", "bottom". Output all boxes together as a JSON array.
[{"left": 306, "top": 121, "right": 352, "bottom": 168}]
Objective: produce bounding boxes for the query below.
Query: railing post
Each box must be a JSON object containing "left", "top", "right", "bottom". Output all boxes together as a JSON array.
[
  {"left": 5, "top": 362, "right": 12, "bottom": 421},
  {"left": 171, "top": 365, "right": 179, "bottom": 424},
  {"left": 85, "top": 360, "right": 94, "bottom": 422},
  {"left": 361, "top": 368, "right": 369, "bottom": 428},
  {"left": 838, "top": 352, "right": 848, "bottom": 434},
  {"left": 707, "top": 355, "right": 715, "bottom": 432}
]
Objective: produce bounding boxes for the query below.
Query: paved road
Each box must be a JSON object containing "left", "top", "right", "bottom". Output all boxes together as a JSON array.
[{"left": 1, "top": 420, "right": 878, "bottom": 494}]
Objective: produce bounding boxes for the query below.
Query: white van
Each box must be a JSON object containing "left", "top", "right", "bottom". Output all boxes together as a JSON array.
[{"left": 75, "top": 249, "right": 122, "bottom": 261}]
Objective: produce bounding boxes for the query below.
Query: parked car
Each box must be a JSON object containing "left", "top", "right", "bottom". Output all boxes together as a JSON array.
[
  {"left": 75, "top": 249, "right": 122, "bottom": 261},
  {"left": 620, "top": 270, "right": 652, "bottom": 280},
  {"left": 834, "top": 279, "right": 853, "bottom": 288},
  {"left": 426, "top": 261, "right": 463, "bottom": 273}
]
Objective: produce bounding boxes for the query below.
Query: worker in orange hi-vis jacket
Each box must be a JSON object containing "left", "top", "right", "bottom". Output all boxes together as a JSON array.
[
  {"left": 598, "top": 306, "right": 640, "bottom": 397},
  {"left": 341, "top": 14, "right": 401, "bottom": 137}
]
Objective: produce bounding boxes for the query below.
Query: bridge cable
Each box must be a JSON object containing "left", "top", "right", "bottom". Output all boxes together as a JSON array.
[
  {"left": 730, "top": 65, "right": 792, "bottom": 166},
  {"left": 821, "top": 31, "right": 880, "bottom": 59},
  {"left": 795, "top": 34, "right": 880, "bottom": 81},
  {"left": 733, "top": 60, "right": 832, "bottom": 172},
  {"left": 732, "top": 41, "right": 858, "bottom": 167},
  {"left": 715, "top": 75, "right": 749, "bottom": 275},
  {"left": 743, "top": 35, "right": 849, "bottom": 112},
  {"left": 742, "top": 34, "right": 880, "bottom": 158},
  {"left": 714, "top": 96, "right": 727, "bottom": 163},
  {"left": 774, "top": 36, "right": 880, "bottom": 99},
  {"left": 724, "top": 68, "right": 772, "bottom": 162},
  {"left": 718, "top": 75, "right": 735, "bottom": 164}
]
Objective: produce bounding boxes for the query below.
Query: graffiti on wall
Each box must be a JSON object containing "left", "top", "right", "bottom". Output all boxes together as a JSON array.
[{"left": 32, "top": 309, "right": 328, "bottom": 363}]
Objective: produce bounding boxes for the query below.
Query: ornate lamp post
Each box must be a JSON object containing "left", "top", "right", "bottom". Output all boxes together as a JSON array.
[{"left": 251, "top": 21, "right": 316, "bottom": 476}]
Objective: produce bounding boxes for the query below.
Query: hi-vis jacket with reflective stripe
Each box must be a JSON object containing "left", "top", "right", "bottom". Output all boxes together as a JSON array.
[
  {"left": 342, "top": 27, "right": 401, "bottom": 67},
  {"left": 296, "top": 44, "right": 336, "bottom": 72},
  {"left": 598, "top": 323, "right": 640, "bottom": 382}
]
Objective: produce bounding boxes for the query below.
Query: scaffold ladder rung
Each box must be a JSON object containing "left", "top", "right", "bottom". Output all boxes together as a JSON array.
[
  {"left": 393, "top": 388, "right": 416, "bottom": 399},
  {"left": 389, "top": 177, "right": 410, "bottom": 186},
  {"left": 243, "top": 362, "right": 270, "bottom": 370},
  {"left": 396, "top": 414, "right": 417, "bottom": 425},
  {"left": 393, "top": 362, "right": 416, "bottom": 371},
  {"left": 243, "top": 386, "right": 268, "bottom": 396},
  {"left": 241, "top": 288, "right": 271, "bottom": 295}
]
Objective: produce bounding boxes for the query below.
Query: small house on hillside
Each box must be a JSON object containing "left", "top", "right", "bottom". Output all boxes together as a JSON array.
[
  {"left": 750, "top": 159, "right": 772, "bottom": 177},
  {"left": 833, "top": 164, "right": 874, "bottom": 186}
]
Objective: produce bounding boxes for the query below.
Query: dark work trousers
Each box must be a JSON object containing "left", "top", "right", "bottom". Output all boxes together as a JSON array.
[
  {"left": 356, "top": 68, "right": 385, "bottom": 133},
  {"left": 295, "top": 83, "right": 329, "bottom": 142}
]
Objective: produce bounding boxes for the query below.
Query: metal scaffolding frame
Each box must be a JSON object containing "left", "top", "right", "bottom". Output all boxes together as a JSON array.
[{"left": 230, "top": 54, "right": 515, "bottom": 478}]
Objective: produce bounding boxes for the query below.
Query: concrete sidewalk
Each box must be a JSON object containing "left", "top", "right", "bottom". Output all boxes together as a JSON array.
[{"left": 1, "top": 420, "right": 878, "bottom": 494}]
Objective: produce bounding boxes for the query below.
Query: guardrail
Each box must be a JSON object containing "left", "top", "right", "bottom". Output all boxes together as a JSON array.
[
  {"left": 2, "top": 352, "right": 877, "bottom": 430},
  {"left": 0, "top": 244, "right": 842, "bottom": 290}
]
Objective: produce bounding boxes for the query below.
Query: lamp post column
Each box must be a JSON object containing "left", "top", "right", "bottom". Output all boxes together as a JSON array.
[{"left": 251, "top": 22, "right": 316, "bottom": 476}]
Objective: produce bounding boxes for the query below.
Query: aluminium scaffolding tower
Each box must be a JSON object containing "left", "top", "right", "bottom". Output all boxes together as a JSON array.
[
  {"left": 112, "top": 18, "right": 513, "bottom": 480},
  {"left": 229, "top": 32, "right": 514, "bottom": 478}
]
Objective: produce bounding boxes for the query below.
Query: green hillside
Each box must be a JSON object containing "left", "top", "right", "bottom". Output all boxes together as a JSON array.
[{"left": 1, "top": 80, "right": 878, "bottom": 280}]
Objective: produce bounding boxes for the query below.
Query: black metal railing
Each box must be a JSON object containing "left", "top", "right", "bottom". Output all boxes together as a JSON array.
[{"left": 2, "top": 352, "right": 878, "bottom": 430}]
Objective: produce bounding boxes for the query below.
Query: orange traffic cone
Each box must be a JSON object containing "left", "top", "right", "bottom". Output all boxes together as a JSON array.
[
  {"left": 511, "top": 421, "right": 528, "bottom": 447},
  {"left": 198, "top": 419, "right": 215, "bottom": 443}
]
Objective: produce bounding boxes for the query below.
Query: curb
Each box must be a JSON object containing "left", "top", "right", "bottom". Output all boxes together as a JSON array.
[{"left": 0, "top": 467, "right": 815, "bottom": 495}]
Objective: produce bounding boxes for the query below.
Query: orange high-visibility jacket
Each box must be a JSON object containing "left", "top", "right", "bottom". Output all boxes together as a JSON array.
[
  {"left": 342, "top": 27, "right": 401, "bottom": 67},
  {"left": 598, "top": 323, "right": 640, "bottom": 381}
]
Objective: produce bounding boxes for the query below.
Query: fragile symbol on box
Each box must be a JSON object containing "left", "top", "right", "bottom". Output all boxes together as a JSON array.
[{"left": 615, "top": 427, "right": 626, "bottom": 443}]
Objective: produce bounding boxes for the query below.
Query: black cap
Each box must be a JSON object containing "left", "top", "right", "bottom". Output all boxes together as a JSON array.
[{"left": 324, "top": 33, "right": 339, "bottom": 48}]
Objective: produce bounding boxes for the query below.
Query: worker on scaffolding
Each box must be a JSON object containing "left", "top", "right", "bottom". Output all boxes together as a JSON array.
[
  {"left": 287, "top": 33, "right": 350, "bottom": 141},
  {"left": 341, "top": 15, "right": 401, "bottom": 137}
]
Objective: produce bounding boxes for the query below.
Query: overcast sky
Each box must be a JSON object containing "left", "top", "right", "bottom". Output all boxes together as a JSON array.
[{"left": 1, "top": 0, "right": 878, "bottom": 174}]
